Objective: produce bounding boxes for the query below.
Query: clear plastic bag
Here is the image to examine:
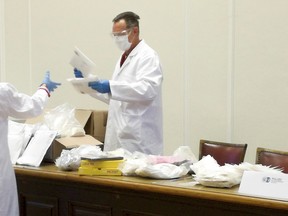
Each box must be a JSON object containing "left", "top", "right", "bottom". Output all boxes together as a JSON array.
[
  {"left": 44, "top": 103, "right": 85, "bottom": 137},
  {"left": 55, "top": 145, "right": 104, "bottom": 171}
]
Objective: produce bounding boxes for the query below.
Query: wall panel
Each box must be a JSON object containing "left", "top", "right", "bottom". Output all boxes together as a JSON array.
[{"left": 2, "top": 0, "right": 288, "bottom": 163}]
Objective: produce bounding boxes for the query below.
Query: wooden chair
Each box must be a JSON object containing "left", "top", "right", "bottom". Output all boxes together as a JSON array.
[
  {"left": 199, "top": 139, "right": 248, "bottom": 166},
  {"left": 256, "top": 147, "right": 288, "bottom": 173}
]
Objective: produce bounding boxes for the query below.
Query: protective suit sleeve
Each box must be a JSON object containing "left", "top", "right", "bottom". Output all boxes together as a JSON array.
[
  {"left": 88, "top": 91, "right": 111, "bottom": 104},
  {"left": 0, "top": 83, "right": 48, "bottom": 119}
]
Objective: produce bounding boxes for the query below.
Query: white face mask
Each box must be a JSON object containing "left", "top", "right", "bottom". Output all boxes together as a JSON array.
[{"left": 114, "top": 35, "right": 131, "bottom": 51}]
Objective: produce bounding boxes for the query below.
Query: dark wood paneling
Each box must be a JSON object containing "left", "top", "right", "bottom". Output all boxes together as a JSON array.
[
  {"left": 15, "top": 165, "right": 288, "bottom": 216},
  {"left": 19, "top": 193, "right": 58, "bottom": 216}
]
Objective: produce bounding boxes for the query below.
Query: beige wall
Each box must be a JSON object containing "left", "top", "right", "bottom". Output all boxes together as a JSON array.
[{"left": 1, "top": 0, "right": 288, "bottom": 163}]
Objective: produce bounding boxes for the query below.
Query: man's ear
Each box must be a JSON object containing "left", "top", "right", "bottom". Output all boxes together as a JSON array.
[{"left": 133, "top": 26, "right": 139, "bottom": 34}]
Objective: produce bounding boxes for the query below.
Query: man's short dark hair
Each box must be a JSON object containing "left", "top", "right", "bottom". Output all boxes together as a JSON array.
[{"left": 113, "top": 11, "right": 140, "bottom": 29}]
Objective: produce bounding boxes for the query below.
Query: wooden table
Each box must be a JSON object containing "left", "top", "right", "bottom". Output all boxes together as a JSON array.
[{"left": 14, "top": 164, "right": 288, "bottom": 216}]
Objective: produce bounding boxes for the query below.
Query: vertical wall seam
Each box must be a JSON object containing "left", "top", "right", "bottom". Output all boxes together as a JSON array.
[
  {"left": 227, "top": 0, "right": 235, "bottom": 142},
  {"left": 28, "top": 0, "right": 32, "bottom": 92},
  {"left": 183, "top": 0, "right": 190, "bottom": 146},
  {"left": 0, "top": 0, "right": 5, "bottom": 81}
]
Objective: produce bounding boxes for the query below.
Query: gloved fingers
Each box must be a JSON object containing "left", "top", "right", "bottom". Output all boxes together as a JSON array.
[
  {"left": 88, "top": 81, "right": 101, "bottom": 92},
  {"left": 74, "top": 68, "right": 84, "bottom": 78},
  {"left": 44, "top": 71, "right": 50, "bottom": 79},
  {"left": 88, "top": 81, "right": 99, "bottom": 87},
  {"left": 51, "top": 81, "right": 62, "bottom": 86},
  {"left": 41, "top": 71, "right": 61, "bottom": 92},
  {"left": 49, "top": 82, "right": 61, "bottom": 92},
  {"left": 47, "top": 73, "right": 61, "bottom": 86},
  {"left": 88, "top": 80, "right": 110, "bottom": 93}
]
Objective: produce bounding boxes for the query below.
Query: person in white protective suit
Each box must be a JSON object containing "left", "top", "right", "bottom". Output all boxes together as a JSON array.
[
  {"left": 74, "top": 11, "right": 163, "bottom": 155},
  {"left": 0, "top": 71, "right": 60, "bottom": 216}
]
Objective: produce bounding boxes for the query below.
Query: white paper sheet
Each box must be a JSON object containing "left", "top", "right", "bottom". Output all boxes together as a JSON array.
[
  {"left": 239, "top": 170, "right": 288, "bottom": 201},
  {"left": 69, "top": 47, "right": 96, "bottom": 77},
  {"left": 8, "top": 133, "right": 25, "bottom": 164},
  {"left": 17, "top": 130, "right": 57, "bottom": 167},
  {"left": 67, "top": 76, "right": 99, "bottom": 94},
  {"left": 8, "top": 120, "right": 33, "bottom": 164}
]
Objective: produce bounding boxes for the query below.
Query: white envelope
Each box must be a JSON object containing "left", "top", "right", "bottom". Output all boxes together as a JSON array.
[
  {"left": 69, "top": 47, "right": 96, "bottom": 77},
  {"left": 17, "top": 130, "right": 57, "bottom": 167},
  {"left": 8, "top": 133, "right": 25, "bottom": 165},
  {"left": 8, "top": 120, "right": 33, "bottom": 164}
]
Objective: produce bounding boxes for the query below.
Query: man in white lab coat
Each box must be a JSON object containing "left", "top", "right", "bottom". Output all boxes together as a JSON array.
[
  {"left": 0, "top": 71, "right": 60, "bottom": 216},
  {"left": 74, "top": 11, "right": 163, "bottom": 155}
]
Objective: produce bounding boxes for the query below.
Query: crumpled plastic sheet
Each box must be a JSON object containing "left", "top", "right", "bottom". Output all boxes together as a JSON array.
[
  {"left": 135, "top": 163, "right": 189, "bottom": 179},
  {"left": 118, "top": 145, "right": 197, "bottom": 179},
  {"left": 55, "top": 145, "right": 104, "bottom": 171},
  {"left": 190, "top": 155, "right": 283, "bottom": 188},
  {"left": 56, "top": 145, "right": 197, "bottom": 179}
]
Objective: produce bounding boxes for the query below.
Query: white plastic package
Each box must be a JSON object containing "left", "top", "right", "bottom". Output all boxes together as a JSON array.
[
  {"left": 67, "top": 76, "right": 98, "bottom": 94},
  {"left": 135, "top": 163, "right": 189, "bottom": 179},
  {"left": 172, "top": 145, "right": 198, "bottom": 163},
  {"left": 118, "top": 146, "right": 196, "bottom": 179}
]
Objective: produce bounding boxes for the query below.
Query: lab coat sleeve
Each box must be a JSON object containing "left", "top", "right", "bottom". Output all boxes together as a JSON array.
[
  {"left": 0, "top": 83, "right": 49, "bottom": 119},
  {"left": 88, "top": 91, "right": 111, "bottom": 104}
]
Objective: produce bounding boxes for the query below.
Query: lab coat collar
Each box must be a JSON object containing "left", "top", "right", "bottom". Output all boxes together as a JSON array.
[{"left": 118, "top": 40, "right": 145, "bottom": 71}]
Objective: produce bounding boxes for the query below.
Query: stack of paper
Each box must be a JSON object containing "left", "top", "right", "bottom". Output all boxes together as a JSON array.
[{"left": 78, "top": 157, "right": 124, "bottom": 176}]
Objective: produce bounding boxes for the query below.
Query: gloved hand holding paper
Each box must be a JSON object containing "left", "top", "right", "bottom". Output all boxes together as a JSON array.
[
  {"left": 69, "top": 47, "right": 96, "bottom": 77},
  {"left": 67, "top": 76, "right": 99, "bottom": 94},
  {"left": 68, "top": 47, "right": 99, "bottom": 94}
]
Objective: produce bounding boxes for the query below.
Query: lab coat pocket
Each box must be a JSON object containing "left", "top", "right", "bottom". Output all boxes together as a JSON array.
[{"left": 118, "top": 112, "right": 141, "bottom": 142}]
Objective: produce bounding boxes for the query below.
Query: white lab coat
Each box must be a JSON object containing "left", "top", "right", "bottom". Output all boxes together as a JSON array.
[
  {"left": 90, "top": 40, "right": 163, "bottom": 155},
  {"left": 0, "top": 83, "right": 48, "bottom": 216}
]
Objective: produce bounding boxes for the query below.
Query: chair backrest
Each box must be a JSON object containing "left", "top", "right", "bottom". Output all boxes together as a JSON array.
[
  {"left": 256, "top": 147, "right": 288, "bottom": 173},
  {"left": 199, "top": 139, "right": 248, "bottom": 166}
]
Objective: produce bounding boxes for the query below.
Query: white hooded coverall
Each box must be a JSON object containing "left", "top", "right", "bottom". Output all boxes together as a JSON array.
[
  {"left": 0, "top": 83, "right": 48, "bottom": 216},
  {"left": 90, "top": 40, "right": 163, "bottom": 155}
]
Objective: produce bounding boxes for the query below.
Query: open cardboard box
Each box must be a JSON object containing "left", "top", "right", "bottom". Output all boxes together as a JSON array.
[
  {"left": 90, "top": 110, "right": 108, "bottom": 143},
  {"left": 26, "top": 109, "right": 107, "bottom": 162}
]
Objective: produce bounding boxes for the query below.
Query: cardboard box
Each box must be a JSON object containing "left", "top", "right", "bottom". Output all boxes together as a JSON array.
[
  {"left": 45, "top": 135, "right": 103, "bottom": 162},
  {"left": 26, "top": 109, "right": 107, "bottom": 162},
  {"left": 91, "top": 110, "right": 108, "bottom": 143}
]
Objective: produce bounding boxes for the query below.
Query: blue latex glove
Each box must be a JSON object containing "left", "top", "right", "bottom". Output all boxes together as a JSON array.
[
  {"left": 88, "top": 80, "right": 111, "bottom": 93},
  {"left": 74, "top": 68, "right": 84, "bottom": 78},
  {"left": 42, "top": 71, "right": 61, "bottom": 92}
]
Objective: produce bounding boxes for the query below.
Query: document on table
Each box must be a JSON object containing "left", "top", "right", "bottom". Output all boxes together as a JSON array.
[{"left": 239, "top": 170, "right": 288, "bottom": 201}]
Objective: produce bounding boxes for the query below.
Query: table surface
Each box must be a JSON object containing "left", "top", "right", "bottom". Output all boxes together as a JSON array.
[{"left": 14, "top": 164, "right": 288, "bottom": 211}]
